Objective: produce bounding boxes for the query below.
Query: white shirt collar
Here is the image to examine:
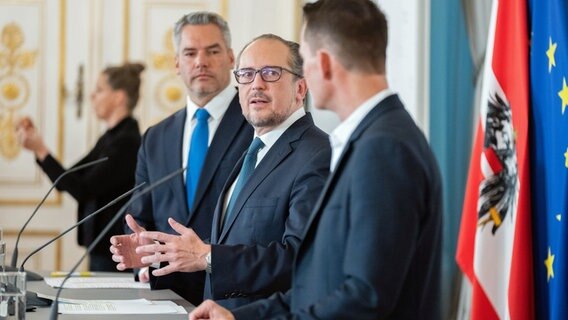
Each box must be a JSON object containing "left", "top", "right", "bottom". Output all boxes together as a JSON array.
[
  {"left": 185, "top": 85, "right": 237, "bottom": 121},
  {"left": 256, "top": 107, "right": 306, "bottom": 151},
  {"left": 329, "top": 89, "right": 394, "bottom": 171}
]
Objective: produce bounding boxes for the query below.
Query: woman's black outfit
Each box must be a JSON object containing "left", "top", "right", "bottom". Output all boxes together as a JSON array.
[{"left": 37, "top": 117, "right": 140, "bottom": 271}]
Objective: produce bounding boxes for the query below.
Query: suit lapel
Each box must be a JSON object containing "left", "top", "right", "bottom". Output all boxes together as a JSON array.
[
  {"left": 166, "top": 108, "right": 191, "bottom": 222},
  {"left": 297, "top": 95, "right": 403, "bottom": 255},
  {"left": 187, "top": 94, "right": 245, "bottom": 224},
  {"left": 297, "top": 141, "right": 351, "bottom": 252},
  {"left": 218, "top": 114, "right": 313, "bottom": 242},
  {"left": 211, "top": 153, "right": 245, "bottom": 243}
]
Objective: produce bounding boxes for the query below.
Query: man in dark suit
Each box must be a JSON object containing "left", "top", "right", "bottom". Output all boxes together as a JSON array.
[
  {"left": 109, "top": 12, "right": 253, "bottom": 305},
  {"left": 122, "top": 34, "right": 330, "bottom": 309},
  {"left": 189, "top": 0, "right": 443, "bottom": 319}
]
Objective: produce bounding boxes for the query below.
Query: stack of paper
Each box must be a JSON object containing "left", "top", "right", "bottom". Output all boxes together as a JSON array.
[
  {"left": 56, "top": 298, "right": 186, "bottom": 314},
  {"left": 44, "top": 276, "right": 150, "bottom": 289}
]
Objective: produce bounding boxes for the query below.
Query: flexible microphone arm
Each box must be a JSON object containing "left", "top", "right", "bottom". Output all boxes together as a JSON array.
[
  {"left": 49, "top": 166, "right": 186, "bottom": 320},
  {"left": 19, "top": 182, "right": 146, "bottom": 272},
  {"left": 11, "top": 157, "right": 109, "bottom": 268}
]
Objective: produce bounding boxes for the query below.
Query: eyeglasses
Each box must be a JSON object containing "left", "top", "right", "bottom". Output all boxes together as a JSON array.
[{"left": 233, "top": 66, "right": 303, "bottom": 84}]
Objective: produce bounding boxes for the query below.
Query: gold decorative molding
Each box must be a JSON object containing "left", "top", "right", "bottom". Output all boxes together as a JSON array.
[
  {"left": 0, "top": 22, "right": 38, "bottom": 160},
  {"left": 220, "top": 0, "right": 228, "bottom": 19},
  {"left": 294, "top": 0, "right": 304, "bottom": 42},
  {"left": 123, "top": 0, "right": 130, "bottom": 62},
  {"left": 58, "top": 0, "right": 65, "bottom": 165},
  {"left": 0, "top": 0, "right": 65, "bottom": 206},
  {"left": 152, "top": 28, "right": 185, "bottom": 115}
]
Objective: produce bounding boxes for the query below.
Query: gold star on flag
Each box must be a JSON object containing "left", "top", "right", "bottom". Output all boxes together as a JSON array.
[
  {"left": 560, "top": 78, "right": 568, "bottom": 114},
  {"left": 565, "top": 147, "right": 568, "bottom": 168},
  {"left": 547, "top": 37, "right": 557, "bottom": 72},
  {"left": 545, "top": 247, "right": 555, "bottom": 282}
]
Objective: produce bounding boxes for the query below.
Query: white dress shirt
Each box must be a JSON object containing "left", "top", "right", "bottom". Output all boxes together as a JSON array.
[{"left": 329, "top": 89, "right": 393, "bottom": 172}]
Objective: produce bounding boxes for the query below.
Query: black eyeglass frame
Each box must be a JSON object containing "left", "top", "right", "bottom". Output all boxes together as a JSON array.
[{"left": 233, "top": 66, "right": 303, "bottom": 84}]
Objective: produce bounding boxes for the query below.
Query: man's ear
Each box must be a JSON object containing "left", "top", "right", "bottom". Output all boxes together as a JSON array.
[
  {"left": 296, "top": 78, "right": 308, "bottom": 105},
  {"left": 227, "top": 48, "right": 235, "bottom": 68},
  {"left": 174, "top": 54, "right": 180, "bottom": 75},
  {"left": 318, "top": 50, "right": 332, "bottom": 80}
]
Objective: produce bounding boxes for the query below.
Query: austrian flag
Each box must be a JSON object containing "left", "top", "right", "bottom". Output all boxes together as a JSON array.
[{"left": 456, "top": 0, "right": 534, "bottom": 319}]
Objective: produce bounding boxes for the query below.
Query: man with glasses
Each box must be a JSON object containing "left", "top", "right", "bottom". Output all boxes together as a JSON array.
[
  {"left": 115, "top": 34, "right": 330, "bottom": 309},
  {"left": 190, "top": 0, "right": 442, "bottom": 319}
]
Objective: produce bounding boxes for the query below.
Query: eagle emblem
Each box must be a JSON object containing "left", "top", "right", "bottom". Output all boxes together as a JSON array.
[{"left": 477, "top": 93, "right": 518, "bottom": 234}]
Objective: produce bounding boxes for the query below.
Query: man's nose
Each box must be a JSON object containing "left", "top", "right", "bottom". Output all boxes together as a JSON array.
[
  {"left": 194, "top": 51, "right": 210, "bottom": 68},
  {"left": 250, "top": 71, "right": 267, "bottom": 90}
]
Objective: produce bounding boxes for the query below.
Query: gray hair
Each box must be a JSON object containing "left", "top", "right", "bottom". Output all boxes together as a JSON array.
[
  {"left": 173, "top": 11, "right": 231, "bottom": 51},
  {"left": 236, "top": 34, "right": 303, "bottom": 78}
]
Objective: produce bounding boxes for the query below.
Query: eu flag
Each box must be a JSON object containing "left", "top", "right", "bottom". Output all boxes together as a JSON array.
[{"left": 529, "top": 0, "right": 568, "bottom": 319}]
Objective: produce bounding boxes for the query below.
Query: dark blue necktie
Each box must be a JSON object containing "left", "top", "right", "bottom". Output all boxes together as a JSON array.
[
  {"left": 223, "top": 137, "right": 265, "bottom": 227},
  {"left": 186, "top": 108, "right": 210, "bottom": 211}
]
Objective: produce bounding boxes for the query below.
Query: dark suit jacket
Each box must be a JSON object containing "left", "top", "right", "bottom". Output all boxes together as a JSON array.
[
  {"left": 233, "top": 94, "right": 443, "bottom": 319},
  {"left": 128, "top": 94, "right": 253, "bottom": 305},
  {"left": 204, "top": 113, "right": 330, "bottom": 309},
  {"left": 38, "top": 117, "right": 140, "bottom": 255}
]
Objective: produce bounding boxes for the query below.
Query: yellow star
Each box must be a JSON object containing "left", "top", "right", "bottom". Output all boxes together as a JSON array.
[
  {"left": 547, "top": 37, "right": 557, "bottom": 72},
  {"left": 565, "top": 147, "right": 568, "bottom": 168},
  {"left": 559, "top": 78, "right": 568, "bottom": 114},
  {"left": 545, "top": 247, "right": 555, "bottom": 282}
]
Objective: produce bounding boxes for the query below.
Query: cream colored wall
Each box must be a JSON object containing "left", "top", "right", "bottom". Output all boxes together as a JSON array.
[
  {"left": 0, "top": 0, "right": 429, "bottom": 271},
  {"left": 0, "top": 0, "right": 88, "bottom": 272}
]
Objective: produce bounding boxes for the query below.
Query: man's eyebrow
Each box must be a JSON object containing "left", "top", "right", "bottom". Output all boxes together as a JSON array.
[
  {"left": 205, "top": 43, "right": 222, "bottom": 50},
  {"left": 182, "top": 43, "right": 223, "bottom": 52}
]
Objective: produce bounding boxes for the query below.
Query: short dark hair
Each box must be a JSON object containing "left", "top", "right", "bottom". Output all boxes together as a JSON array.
[
  {"left": 303, "top": 0, "right": 388, "bottom": 74},
  {"left": 173, "top": 11, "right": 231, "bottom": 51},
  {"left": 103, "top": 62, "right": 145, "bottom": 111},
  {"left": 236, "top": 34, "right": 303, "bottom": 78}
]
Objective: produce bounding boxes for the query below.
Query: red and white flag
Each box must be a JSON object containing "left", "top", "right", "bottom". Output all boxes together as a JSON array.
[{"left": 456, "top": 0, "right": 534, "bottom": 319}]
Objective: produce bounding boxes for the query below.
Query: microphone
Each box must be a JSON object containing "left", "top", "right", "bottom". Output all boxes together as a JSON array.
[
  {"left": 17, "top": 182, "right": 145, "bottom": 308},
  {"left": 19, "top": 182, "right": 146, "bottom": 272},
  {"left": 11, "top": 157, "right": 109, "bottom": 270},
  {"left": 49, "top": 166, "right": 186, "bottom": 320}
]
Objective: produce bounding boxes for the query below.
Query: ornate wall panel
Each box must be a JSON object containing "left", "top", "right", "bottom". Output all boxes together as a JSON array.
[{"left": 0, "top": 0, "right": 64, "bottom": 204}]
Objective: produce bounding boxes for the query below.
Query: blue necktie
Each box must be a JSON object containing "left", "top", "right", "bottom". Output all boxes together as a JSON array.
[
  {"left": 186, "top": 108, "right": 210, "bottom": 211},
  {"left": 223, "top": 137, "right": 265, "bottom": 227}
]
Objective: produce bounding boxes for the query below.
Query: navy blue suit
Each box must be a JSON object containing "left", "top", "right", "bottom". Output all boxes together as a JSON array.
[
  {"left": 233, "top": 95, "right": 443, "bottom": 319},
  {"left": 204, "top": 113, "right": 330, "bottom": 309},
  {"left": 128, "top": 94, "right": 253, "bottom": 305}
]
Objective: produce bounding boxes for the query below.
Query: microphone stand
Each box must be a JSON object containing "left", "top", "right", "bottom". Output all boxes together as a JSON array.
[
  {"left": 19, "top": 183, "right": 145, "bottom": 273},
  {"left": 21, "top": 182, "right": 145, "bottom": 308},
  {"left": 11, "top": 157, "right": 109, "bottom": 279},
  {"left": 49, "top": 167, "right": 186, "bottom": 320}
]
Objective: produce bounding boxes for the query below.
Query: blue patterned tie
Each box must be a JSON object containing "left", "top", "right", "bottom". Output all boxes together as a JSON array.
[
  {"left": 186, "top": 108, "right": 210, "bottom": 211},
  {"left": 223, "top": 137, "right": 265, "bottom": 227}
]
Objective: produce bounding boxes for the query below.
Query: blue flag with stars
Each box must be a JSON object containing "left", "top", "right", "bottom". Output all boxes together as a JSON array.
[{"left": 529, "top": 0, "right": 568, "bottom": 319}]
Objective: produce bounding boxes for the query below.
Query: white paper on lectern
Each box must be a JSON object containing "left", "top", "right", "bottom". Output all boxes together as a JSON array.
[
  {"left": 44, "top": 276, "right": 150, "bottom": 289},
  {"left": 57, "top": 299, "right": 187, "bottom": 314},
  {"left": 57, "top": 298, "right": 151, "bottom": 305}
]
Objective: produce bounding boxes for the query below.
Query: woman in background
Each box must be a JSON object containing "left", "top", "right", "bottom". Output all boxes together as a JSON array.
[{"left": 17, "top": 63, "right": 144, "bottom": 271}]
